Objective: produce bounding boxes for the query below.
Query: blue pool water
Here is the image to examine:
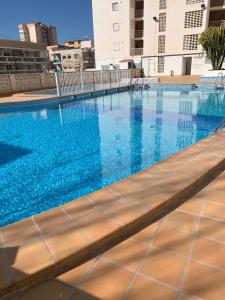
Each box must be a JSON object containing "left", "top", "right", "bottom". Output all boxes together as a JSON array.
[{"left": 1, "top": 88, "right": 225, "bottom": 227}]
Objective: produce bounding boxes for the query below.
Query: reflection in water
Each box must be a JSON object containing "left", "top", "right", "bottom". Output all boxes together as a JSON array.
[{"left": 0, "top": 89, "right": 224, "bottom": 226}]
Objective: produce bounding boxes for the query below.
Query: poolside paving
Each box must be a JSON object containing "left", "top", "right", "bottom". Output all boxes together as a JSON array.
[
  {"left": 0, "top": 130, "right": 225, "bottom": 299},
  {"left": 4, "top": 171, "right": 225, "bottom": 300}
]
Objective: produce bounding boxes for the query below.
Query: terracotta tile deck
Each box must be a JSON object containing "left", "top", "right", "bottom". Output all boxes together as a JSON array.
[
  {"left": 0, "top": 130, "right": 225, "bottom": 299},
  {"left": 4, "top": 171, "right": 225, "bottom": 300}
]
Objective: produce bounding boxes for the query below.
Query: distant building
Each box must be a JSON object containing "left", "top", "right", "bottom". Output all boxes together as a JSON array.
[
  {"left": 51, "top": 47, "right": 95, "bottom": 72},
  {"left": 0, "top": 39, "right": 50, "bottom": 74},
  {"left": 18, "top": 22, "right": 57, "bottom": 46},
  {"left": 64, "top": 39, "right": 94, "bottom": 49}
]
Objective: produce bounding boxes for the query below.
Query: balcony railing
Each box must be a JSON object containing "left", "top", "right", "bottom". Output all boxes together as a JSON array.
[
  {"left": 210, "top": 0, "right": 225, "bottom": 7},
  {"left": 130, "top": 48, "right": 143, "bottom": 56},
  {"left": 135, "top": 30, "right": 144, "bottom": 38},
  {"left": 135, "top": 9, "right": 144, "bottom": 18},
  {"left": 209, "top": 20, "right": 225, "bottom": 26},
  {"left": 0, "top": 56, "right": 49, "bottom": 64}
]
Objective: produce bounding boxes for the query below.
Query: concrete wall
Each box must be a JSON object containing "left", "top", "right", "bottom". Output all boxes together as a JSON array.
[{"left": 0, "top": 73, "right": 56, "bottom": 97}]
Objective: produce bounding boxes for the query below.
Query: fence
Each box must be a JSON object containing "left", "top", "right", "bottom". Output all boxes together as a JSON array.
[
  {"left": 0, "top": 73, "right": 56, "bottom": 97},
  {"left": 55, "top": 69, "right": 136, "bottom": 97}
]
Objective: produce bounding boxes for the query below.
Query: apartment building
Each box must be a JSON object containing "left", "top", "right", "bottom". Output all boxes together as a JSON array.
[
  {"left": 18, "top": 22, "right": 57, "bottom": 46},
  {"left": 51, "top": 48, "right": 95, "bottom": 72},
  {"left": 92, "top": 0, "right": 225, "bottom": 76},
  {"left": 0, "top": 39, "right": 50, "bottom": 74}
]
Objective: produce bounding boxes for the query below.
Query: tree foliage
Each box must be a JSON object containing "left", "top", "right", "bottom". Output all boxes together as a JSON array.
[{"left": 199, "top": 25, "right": 225, "bottom": 70}]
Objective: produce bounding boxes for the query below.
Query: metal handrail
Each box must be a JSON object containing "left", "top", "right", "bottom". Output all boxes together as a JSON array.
[{"left": 214, "top": 72, "right": 225, "bottom": 90}]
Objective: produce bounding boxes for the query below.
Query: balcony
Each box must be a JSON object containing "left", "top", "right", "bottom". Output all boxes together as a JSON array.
[
  {"left": 210, "top": 0, "right": 225, "bottom": 7},
  {"left": 135, "top": 30, "right": 144, "bottom": 38},
  {"left": 130, "top": 48, "right": 143, "bottom": 56},
  {"left": 135, "top": 9, "right": 144, "bottom": 18},
  {"left": 209, "top": 19, "right": 225, "bottom": 26},
  {"left": 0, "top": 56, "right": 49, "bottom": 64}
]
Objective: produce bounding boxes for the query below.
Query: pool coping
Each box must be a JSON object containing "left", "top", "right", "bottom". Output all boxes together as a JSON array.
[
  {"left": 1, "top": 129, "right": 225, "bottom": 297},
  {"left": 0, "top": 85, "right": 131, "bottom": 108}
]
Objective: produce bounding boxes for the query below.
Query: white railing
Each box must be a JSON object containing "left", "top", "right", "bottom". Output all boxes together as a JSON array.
[
  {"left": 135, "top": 9, "right": 144, "bottom": 18},
  {"left": 55, "top": 69, "right": 133, "bottom": 97},
  {"left": 210, "top": 0, "right": 225, "bottom": 7},
  {"left": 0, "top": 56, "right": 49, "bottom": 64},
  {"left": 135, "top": 30, "right": 144, "bottom": 38},
  {"left": 130, "top": 48, "right": 144, "bottom": 56},
  {"left": 209, "top": 20, "right": 225, "bottom": 26}
]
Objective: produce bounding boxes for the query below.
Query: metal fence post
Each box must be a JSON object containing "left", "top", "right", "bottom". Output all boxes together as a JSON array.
[
  {"left": 55, "top": 71, "right": 61, "bottom": 97},
  {"left": 109, "top": 71, "right": 112, "bottom": 89},
  {"left": 81, "top": 71, "right": 84, "bottom": 92},
  {"left": 93, "top": 71, "right": 95, "bottom": 91},
  {"left": 117, "top": 69, "right": 119, "bottom": 88},
  {"left": 101, "top": 70, "right": 103, "bottom": 89}
]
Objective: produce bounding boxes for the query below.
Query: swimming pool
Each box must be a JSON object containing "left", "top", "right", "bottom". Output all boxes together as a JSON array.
[{"left": 1, "top": 87, "right": 225, "bottom": 227}]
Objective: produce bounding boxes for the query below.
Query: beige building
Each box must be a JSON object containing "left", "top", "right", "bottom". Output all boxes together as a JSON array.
[
  {"left": 92, "top": 0, "right": 225, "bottom": 76},
  {"left": 18, "top": 22, "right": 57, "bottom": 46},
  {"left": 0, "top": 39, "right": 50, "bottom": 74},
  {"left": 51, "top": 48, "right": 95, "bottom": 72}
]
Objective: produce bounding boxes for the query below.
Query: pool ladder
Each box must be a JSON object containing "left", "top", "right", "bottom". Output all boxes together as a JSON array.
[
  {"left": 133, "top": 77, "right": 145, "bottom": 89},
  {"left": 214, "top": 72, "right": 225, "bottom": 91}
]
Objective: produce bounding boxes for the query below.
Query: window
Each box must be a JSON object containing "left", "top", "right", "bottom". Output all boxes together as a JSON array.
[
  {"left": 158, "top": 56, "right": 165, "bottom": 73},
  {"left": 158, "top": 35, "right": 166, "bottom": 53},
  {"left": 159, "top": 0, "right": 167, "bottom": 9},
  {"left": 183, "top": 34, "right": 199, "bottom": 50},
  {"left": 185, "top": 10, "right": 203, "bottom": 28},
  {"left": 112, "top": 2, "right": 119, "bottom": 11},
  {"left": 186, "top": 0, "right": 201, "bottom": 4},
  {"left": 62, "top": 55, "right": 66, "bottom": 59},
  {"left": 159, "top": 13, "right": 166, "bottom": 32},
  {"left": 74, "top": 54, "right": 80, "bottom": 59},
  {"left": 67, "top": 55, "right": 71, "bottom": 59},
  {"left": 113, "top": 23, "right": 120, "bottom": 31},
  {"left": 113, "top": 42, "right": 120, "bottom": 51}
]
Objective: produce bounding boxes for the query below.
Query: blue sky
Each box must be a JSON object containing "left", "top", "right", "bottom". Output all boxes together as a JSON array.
[{"left": 0, "top": 0, "right": 93, "bottom": 43}]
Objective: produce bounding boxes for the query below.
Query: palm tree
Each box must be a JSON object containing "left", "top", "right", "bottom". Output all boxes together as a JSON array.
[{"left": 199, "top": 25, "right": 225, "bottom": 70}]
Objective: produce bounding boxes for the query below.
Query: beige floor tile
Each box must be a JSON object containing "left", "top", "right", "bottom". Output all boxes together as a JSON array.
[
  {"left": 74, "top": 208, "right": 120, "bottom": 241},
  {"left": 88, "top": 188, "right": 121, "bottom": 207},
  {"left": 198, "top": 217, "right": 225, "bottom": 243},
  {"left": 103, "top": 238, "right": 147, "bottom": 271},
  {"left": 45, "top": 224, "right": 90, "bottom": 262},
  {"left": 34, "top": 207, "right": 72, "bottom": 235},
  {"left": 79, "top": 259, "right": 133, "bottom": 300},
  {"left": 163, "top": 211, "right": 197, "bottom": 233},
  {"left": 202, "top": 201, "right": 225, "bottom": 222},
  {"left": 132, "top": 222, "right": 160, "bottom": 244},
  {"left": 5, "top": 238, "right": 55, "bottom": 284},
  {"left": 124, "top": 275, "right": 176, "bottom": 300},
  {"left": 153, "top": 225, "right": 193, "bottom": 256},
  {"left": 102, "top": 199, "right": 145, "bottom": 225},
  {"left": 178, "top": 191, "right": 204, "bottom": 215},
  {"left": 206, "top": 188, "right": 225, "bottom": 205},
  {"left": 192, "top": 237, "right": 225, "bottom": 270},
  {"left": 58, "top": 259, "right": 97, "bottom": 287},
  {"left": 63, "top": 198, "right": 96, "bottom": 221},
  {"left": 139, "top": 246, "right": 186, "bottom": 287},
  {"left": 183, "top": 261, "right": 225, "bottom": 300},
  {"left": 20, "top": 280, "right": 73, "bottom": 300},
  {"left": 1, "top": 219, "right": 40, "bottom": 247}
]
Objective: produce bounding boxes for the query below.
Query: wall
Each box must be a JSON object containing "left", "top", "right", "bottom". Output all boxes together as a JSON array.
[{"left": 0, "top": 73, "right": 56, "bottom": 97}]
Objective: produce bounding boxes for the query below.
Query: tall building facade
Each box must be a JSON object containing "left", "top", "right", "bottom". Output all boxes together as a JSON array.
[
  {"left": 92, "top": 0, "right": 225, "bottom": 76},
  {"left": 18, "top": 22, "right": 57, "bottom": 46}
]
